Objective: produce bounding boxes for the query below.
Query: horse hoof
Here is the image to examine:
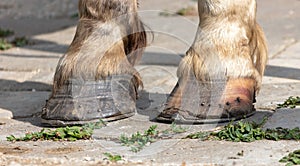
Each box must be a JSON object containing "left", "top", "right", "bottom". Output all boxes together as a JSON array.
[
  {"left": 41, "top": 75, "right": 137, "bottom": 127},
  {"left": 157, "top": 77, "right": 256, "bottom": 124}
]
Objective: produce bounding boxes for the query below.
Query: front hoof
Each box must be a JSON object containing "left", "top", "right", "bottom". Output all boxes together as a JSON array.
[{"left": 41, "top": 75, "right": 137, "bottom": 127}]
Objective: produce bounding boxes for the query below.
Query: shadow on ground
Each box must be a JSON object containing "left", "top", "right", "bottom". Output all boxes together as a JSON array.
[
  {"left": 265, "top": 65, "right": 300, "bottom": 80},
  {"left": 0, "top": 18, "right": 77, "bottom": 37},
  {"left": 0, "top": 79, "right": 52, "bottom": 91}
]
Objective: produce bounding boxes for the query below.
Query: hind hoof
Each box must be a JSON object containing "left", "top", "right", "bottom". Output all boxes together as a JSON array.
[{"left": 157, "top": 78, "right": 256, "bottom": 124}]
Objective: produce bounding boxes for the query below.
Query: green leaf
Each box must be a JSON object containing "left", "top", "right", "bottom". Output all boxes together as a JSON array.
[
  {"left": 280, "top": 150, "right": 300, "bottom": 165},
  {"left": 0, "top": 39, "right": 12, "bottom": 50},
  {"left": 6, "top": 135, "right": 16, "bottom": 141},
  {"left": 12, "top": 37, "right": 30, "bottom": 47},
  {"left": 277, "top": 96, "right": 300, "bottom": 109},
  {"left": 185, "top": 132, "right": 211, "bottom": 140},
  {"left": 0, "top": 28, "right": 14, "bottom": 37},
  {"left": 291, "top": 157, "right": 300, "bottom": 164},
  {"left": 145, "top": 125, "right": 158, "bottom": 136},
  {"left": 6, "top": 120, "right": 106, "bottom": 142},
  {"left": 119, "top": 125, "right": 160, "bottom": 153}
]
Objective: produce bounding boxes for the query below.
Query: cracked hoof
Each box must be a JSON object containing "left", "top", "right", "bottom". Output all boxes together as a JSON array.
[
  {"left": 157, "top": 78, "right": 256, "bottom": 124},
  {"left": 41, "top": 75, "right": 137, "bottom": 126}
]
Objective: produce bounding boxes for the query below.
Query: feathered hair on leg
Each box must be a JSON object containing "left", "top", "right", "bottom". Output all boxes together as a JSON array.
[
  {"left": 42, "top": 0, "right": 147, "bottom": 126},
  {"left": 52, "top": 0, "right": 147, "bottom": 95},
  {"left": 158, "top": 0, "right": 268, "bottom": 123}
]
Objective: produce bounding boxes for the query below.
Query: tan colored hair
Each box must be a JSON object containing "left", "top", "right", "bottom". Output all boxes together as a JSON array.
[
  {"left": 52, "top": 0, "right": 146, "bottom": 96},
  {"left": 178, "top": 0, "right": 267, "bottom": 92}
]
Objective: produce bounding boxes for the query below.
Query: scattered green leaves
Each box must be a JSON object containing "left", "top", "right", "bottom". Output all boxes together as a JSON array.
[
  {"left": 120, "top": 125, "right": 159, "bottom": 153},
  {"left": 7, "top": 120, "right": 105, "bottom": 142},
  {"left": 212, "top": 121, "right": 265, "bottom": 142},
  {"left": 0, "top": 27, "right": 31, "bottom": 51},
  {"left": 145, "top": 125, "right": 159, "bottom": 136},
  {"left": 0, "top": 28, "right": 14, "bottom": 37},
  {"left": 205, "top": 118, "right": 267, "bottom": 142},
  {"left": 0, "top": 38, "right": 12, "bottom": 50},
  {"left": 185, "top": 131, "right": 211, "bottom": 141},
  {"left": 119, "top": 123, "right": 188, "bottom": 152},
  {"left": 159, "top": 11, "right": 173, "bottom": 17},
  {"left": 185, "top": 119, "right": 300, "bottom": 165},
  {"left": 7, "top": 126, "right": 93, "bottom": 142},
  {"left": 280, "top": 150, "right": 300, "bottom": 166},
  {"left": 186, "top": 118, "right": 300, "bottom": 142},
  {"left": 12, "top": 37, "right": 30, "bottom": 47},
  {"left": 0, "top": 28, "right": 14, "bottom": 51},
  {"left": 162, "top": 122, "right": 187, "bottom": 135},
  {"left": 103, "top": 152, "right": 122, "bottom": 162},
  {"left": 170, "top": 122, "right": 188, "bottom": 133},
  {"left": 277, "top": 96, "right": 300, "bottom": 109},
  {"left": 159, "top": 6, "right": 198, "bottom": 17},
  {"left": 265, "top": 127, "right": 300, "bottom": 141},
  {"left": 83, "top": 119, "right": 106, "bottom": 130},
  {"left": 176, "top": 6, "right": 198, "bottom": 16},
  {"left": 71, "top": 12, "right": 79, "bottom": 18}
]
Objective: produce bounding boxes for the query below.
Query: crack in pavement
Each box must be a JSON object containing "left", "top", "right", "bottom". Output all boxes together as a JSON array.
[{"left": 270, "top": 38, "right": 298, "bottom": 59}]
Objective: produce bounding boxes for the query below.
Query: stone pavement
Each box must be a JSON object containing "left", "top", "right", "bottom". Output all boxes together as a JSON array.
[{"left": 0, "top": 0, "right": 300, "bottom": 165}]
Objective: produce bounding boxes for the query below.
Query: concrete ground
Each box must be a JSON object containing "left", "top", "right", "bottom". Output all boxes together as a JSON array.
[{"left": 0, "top": 0, "right": 300, "bottom": 165}]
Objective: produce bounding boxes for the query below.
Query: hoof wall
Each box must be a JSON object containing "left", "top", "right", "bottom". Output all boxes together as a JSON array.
[
  {"left": 157, "top": 78, "right": 256, "bottom": 124},
  {"left": 41, "top": 75, "right": 137, "bottom": 127}
]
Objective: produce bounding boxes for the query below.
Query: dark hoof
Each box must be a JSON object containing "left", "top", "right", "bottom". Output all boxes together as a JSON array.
[
  {"left": 157, "top": 77, "right": 256, "bottom": 124},
  {"left": 41, "top": 75, "right": 137, "bottom": 126}
]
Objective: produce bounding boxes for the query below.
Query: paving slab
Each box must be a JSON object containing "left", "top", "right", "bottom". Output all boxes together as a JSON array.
[
  {"left": 257, "top": 0, "right": 300, "bottom": 57},
  {"left": 0, "top": 80, "right": 51, "bottom": 92},
  {"left": 136, "top": 65, "right": 177, "bottom": 94},
  {"left": 0, "top": 71, "right": 38, "bottom": 83},
  {"left": 0, "top": 92, "right": 49, "bottom": 118},
  {"left": 0, "top": 0, "right": 78, "bottom": 19},
  {"left": 264, "top": 109, "right": 300, "bottom": 129},
  {"left": 256, "top": 83, "right": 300, "bottom": 110},
  {"left": 0, "top": 47, "right": 61, "bottom": 72},
  {"left": 277, "top": 42, "right": 300, "bottom": 59},
  {"left": 1, "top": 0, "right": 300, "bottom": 165},
  {"left": 0, "top": 126, "right": 299, "bottom": 166}
]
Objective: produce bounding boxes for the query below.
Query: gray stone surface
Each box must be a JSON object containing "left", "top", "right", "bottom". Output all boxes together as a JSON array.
[
  {"left": 257, "top": 0, "right": 300, "bottom": 57},
  {"left": 0, "top": 92, "right": 49, "bottom": 118},
  {"left": 0, "top": 0, "right": 78, "bottom": 19},
  {"left": 264, "top": 109, "right": 300, "bottom": 129},
  {"left": 1, "top": 0, "right": 300, "bottom": 165}
]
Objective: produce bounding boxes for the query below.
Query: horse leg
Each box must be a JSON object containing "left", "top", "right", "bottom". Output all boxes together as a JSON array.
[
  {"left": 158, "top": 0, "right": 267, "bottom": 123},
  {"left": 42, "top": 0, "right": 146, "bottom": 126}
]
